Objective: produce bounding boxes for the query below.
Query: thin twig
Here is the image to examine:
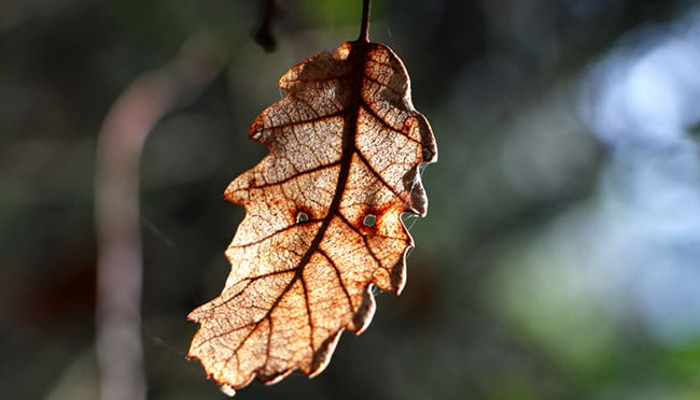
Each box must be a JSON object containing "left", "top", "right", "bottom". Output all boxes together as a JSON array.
[
  {"left": 254, "top": 0, "right": 281, "bottom": 52},
  {"left": 94, "top": 34, "right": 222, "bottom": 400}
]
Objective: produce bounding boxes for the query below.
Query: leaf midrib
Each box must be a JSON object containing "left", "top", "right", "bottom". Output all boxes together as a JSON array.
[{"left": 260, "top": 40, "right": 372, "bottom": 342}]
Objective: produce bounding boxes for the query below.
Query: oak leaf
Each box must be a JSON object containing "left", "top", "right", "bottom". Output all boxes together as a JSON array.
[{"left": 187, "top": 36, "right": 437, "bottom": 394}]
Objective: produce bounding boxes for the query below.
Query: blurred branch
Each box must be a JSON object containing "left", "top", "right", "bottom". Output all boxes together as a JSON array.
[
  {"left": 94, "top": 34, "right": 222, "bottom": 400},
  {"left": 254, "top": 0, "right": 282, "bottom": 52}
]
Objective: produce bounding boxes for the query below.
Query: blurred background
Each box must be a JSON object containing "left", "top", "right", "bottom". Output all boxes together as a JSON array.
[{"left": 2, "top": 0, "right": 700, "bottom": 399}]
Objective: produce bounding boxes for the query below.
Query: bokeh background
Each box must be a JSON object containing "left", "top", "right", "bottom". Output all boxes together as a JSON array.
[{"left": 2, "top": 0, "right": 700, "bottom": 399}]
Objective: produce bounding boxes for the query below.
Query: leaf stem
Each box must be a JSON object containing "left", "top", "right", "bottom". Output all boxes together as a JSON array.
[{"left": 359, "top": 0, "right": 371, "bottom": 42}]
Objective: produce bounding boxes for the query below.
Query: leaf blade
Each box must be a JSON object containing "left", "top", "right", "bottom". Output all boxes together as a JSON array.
[{"left": 188, "top": 39, "right": 436, "bottom": 392}]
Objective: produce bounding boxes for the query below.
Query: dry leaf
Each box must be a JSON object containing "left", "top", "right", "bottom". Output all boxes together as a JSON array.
[{"left": 188, "top": 37, "right": 436, "bottom": 393}]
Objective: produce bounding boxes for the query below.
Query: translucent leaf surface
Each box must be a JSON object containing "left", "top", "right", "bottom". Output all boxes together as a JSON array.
[{"left": 188, "top": 38, "right": 437, "bottom": 392}]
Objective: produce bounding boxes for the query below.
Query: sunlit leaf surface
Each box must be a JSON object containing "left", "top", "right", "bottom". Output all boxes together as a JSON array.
[{"left": 187, "top": 38, "right": 437, "bottom": 392}]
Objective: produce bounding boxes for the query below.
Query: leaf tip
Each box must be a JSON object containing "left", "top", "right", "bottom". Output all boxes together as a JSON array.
[
  {"left": 249, "top": 115, "right": 271, "bottom": 144},
  {"left": 257, "top": 368, "right": 295, "bottom": 386},
  {"left": 308, "top": 330, "right": 344, "bottom": 378},
  {"left": 220, "top": 384, "right": 237, "bottom": 397},
  {"left": 351, "top": 286, "right": 378, "bottom": 334}
]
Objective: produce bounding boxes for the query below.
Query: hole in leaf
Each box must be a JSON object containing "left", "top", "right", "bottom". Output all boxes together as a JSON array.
[
  {"left": 296, "top": 212, "right": 309, "bottom": 224},
  {"left": 363, "top": 214, "right": 376, "bottom": 227}
]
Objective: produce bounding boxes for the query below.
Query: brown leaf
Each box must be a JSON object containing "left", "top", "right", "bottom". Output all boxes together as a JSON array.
[{"left": 187, "top": 38, "right": 437, "bottom": 393}]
